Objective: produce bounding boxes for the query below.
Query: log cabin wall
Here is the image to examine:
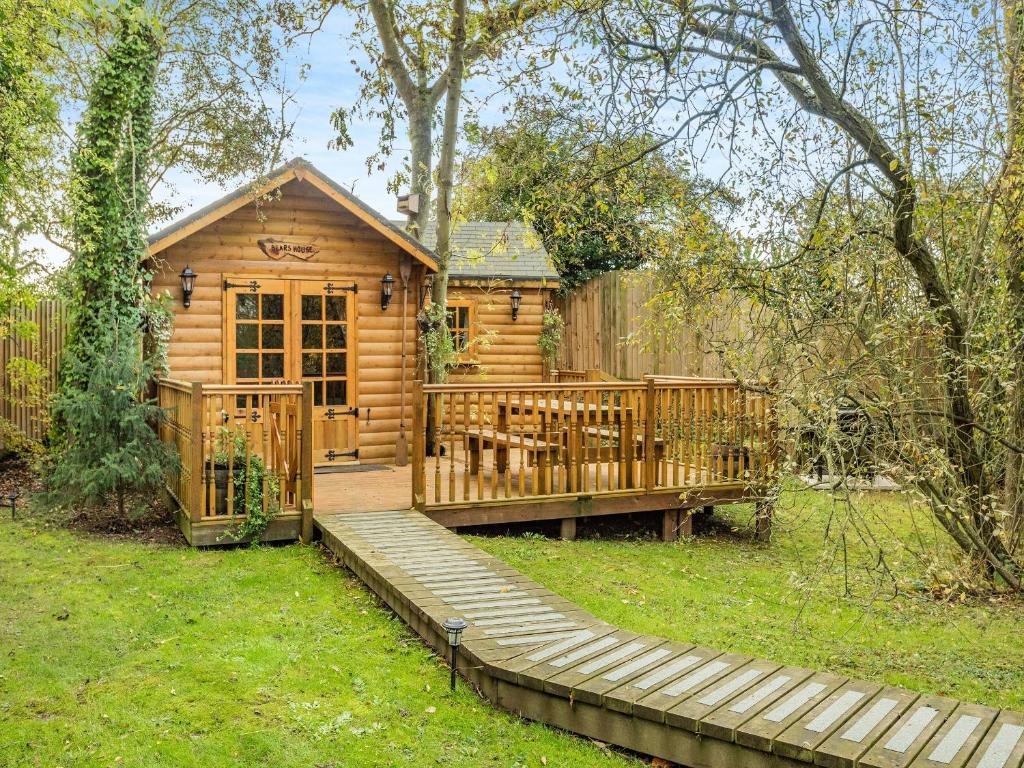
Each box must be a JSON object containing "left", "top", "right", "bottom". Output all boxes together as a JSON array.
[
  {"left": 446, "top": 281, "right": 554, "bottom": 383},
  {"left": 149, "top": 177, "right": 423, "bottom": 465}
]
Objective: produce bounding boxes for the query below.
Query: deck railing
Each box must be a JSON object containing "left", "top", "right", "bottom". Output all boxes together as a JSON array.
[
  {"left": 549, "top": 368, "right": 620, "bottom": 383},
  {"left": 156, "top": 379, "right": 315, "bottom": 541},
  {"left": 411, "top": 378, "right": 778, "bottom": 511}
]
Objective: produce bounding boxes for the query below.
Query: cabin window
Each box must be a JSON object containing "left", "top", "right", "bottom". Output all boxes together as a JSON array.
[
  {"left": 234, "top": 291, "right": 286, "bottom": 384},
  {"left": 446, "top": 301, "right": 474, "bottom": 353}
]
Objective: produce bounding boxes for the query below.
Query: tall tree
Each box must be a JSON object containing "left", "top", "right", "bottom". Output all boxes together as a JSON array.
[
  {"left": 459, "top": 103, "right": 732, "bottom": 291},
  {"left": 23, "top": 0, "right": 295, "bottom": 254},
  {"left": 1001, "top": 0, "right": 1024, "bottom": 542},
  {"left": 593, "top": 0, "right": 1024, "bottom": 586},
  {"left": 288, "top": 0, "right": 553, "bottom": 381},
  {"left": 65, "top": 1, "right": 161, "bottom": 363},
  {"left": 0, "top": 0, "right": 67, "bottom": 304}
]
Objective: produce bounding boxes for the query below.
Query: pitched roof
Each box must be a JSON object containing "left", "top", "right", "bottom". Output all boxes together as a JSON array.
[
  {"left": 146, "top": 158, "right": 438, "bottom": 269},
  {"left": 395, "top": 220, "right": 559, "bottom": 282}
]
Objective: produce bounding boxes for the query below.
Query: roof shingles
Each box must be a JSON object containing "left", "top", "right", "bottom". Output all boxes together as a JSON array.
[{"left": 396, "top": 220, "right": 558, "bottom": 281}]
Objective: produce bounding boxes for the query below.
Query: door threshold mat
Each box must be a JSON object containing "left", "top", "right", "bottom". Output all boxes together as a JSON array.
[{"left": 315, "top": 464, "right": 393, "bottom": 475}]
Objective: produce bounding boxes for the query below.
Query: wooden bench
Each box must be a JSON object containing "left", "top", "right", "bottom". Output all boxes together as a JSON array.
[
  {"left": 573, "top": 423, "right": 666, "bottom": 488},
  {"left": 466, "top": 428, "right": 563, "bottom": 494}
]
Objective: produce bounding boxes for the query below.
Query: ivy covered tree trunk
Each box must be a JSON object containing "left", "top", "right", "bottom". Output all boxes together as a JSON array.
[{"left": 64, "top": 1, "right": 160, "bottom": 382}]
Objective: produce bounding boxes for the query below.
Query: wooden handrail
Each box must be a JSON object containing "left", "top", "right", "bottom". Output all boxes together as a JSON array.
[
  {"left": 202, "top": 383, "right": 303, "bottom": 394},
  {"left": 423, "top": 381, "right": 649, "bottom": 393},
  {"left": 643, "top": 374, "right": 739, "bottom": 385}
]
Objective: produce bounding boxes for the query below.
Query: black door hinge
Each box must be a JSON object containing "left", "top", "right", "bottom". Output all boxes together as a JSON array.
[
  {"left": 224, "top": 279, "right": 261, "bottom": 292},
  {"left": 324, "top": 407, "right": 359, "bottom": 420},
  {"left": 325, "top": 448, "right": 359, "bottom": 461},
  {"left": 324, "top": 282, "right": 358, "bottom": 295}
]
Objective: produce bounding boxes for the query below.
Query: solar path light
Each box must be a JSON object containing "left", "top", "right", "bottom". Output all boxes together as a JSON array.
[{"left": 442, "top": 617, "right": 467, "bottom": 691}]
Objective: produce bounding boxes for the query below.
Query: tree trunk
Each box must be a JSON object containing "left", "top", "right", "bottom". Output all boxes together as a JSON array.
[
  {"left": 1002, "top": 0, "right": 1024, "bottom": 549},
  {"left": 407, "top": 106, "right": 433, "bottom": 241},
  {"left": 426, "top": 0, "right": 467, "bottom": 385}
]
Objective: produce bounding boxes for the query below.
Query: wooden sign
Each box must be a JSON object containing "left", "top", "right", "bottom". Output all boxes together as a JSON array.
[{"left": 257, "top": 237, "right": 320, "bottom": 260}]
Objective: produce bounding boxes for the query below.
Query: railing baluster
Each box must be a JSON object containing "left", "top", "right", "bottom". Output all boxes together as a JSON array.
[{"left": 462, "top": 391, "right": 470, "bottom": 502}]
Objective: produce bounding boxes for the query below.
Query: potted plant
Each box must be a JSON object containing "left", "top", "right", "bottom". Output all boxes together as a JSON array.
[{"left": 211, "top": 426, "right": 280, "bottom": 543}]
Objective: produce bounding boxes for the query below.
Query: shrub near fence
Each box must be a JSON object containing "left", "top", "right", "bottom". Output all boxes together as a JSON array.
[{"left": 0, "top": 300, "right": 67, "bottom": 449}]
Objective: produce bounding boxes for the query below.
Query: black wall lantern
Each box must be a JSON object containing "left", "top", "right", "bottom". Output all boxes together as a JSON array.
[
  {"left": 510, "top": 289, "right": 522, "bottom": 322},
  {"left": 180, "top": 265, "right": 197, "bottom": 309},
  {"left": 381, "top": 272, "right": 395, "bottom": 311}
]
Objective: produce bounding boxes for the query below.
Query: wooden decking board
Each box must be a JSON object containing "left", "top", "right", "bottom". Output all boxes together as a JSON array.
[
  {"left": 634, "top": 652, "right": 755, "bottom": 724},
  {"left": 667, "top": 661, "right": 783, "bottom": 733},
  {"left": 905, "top": 702, "right": 999, "bottom": 768},
  {"left": 773, "top": 682, "right": 883, "bottom": 762},
  {"left": 854, "top": 696, "right": 958, "bottom": 768},
  {"left": 699, "top": 666, "right": 818, "bottom": 742},
  {"left": 314, "top": 510, "right": 1023, "bottom": 768},
  {"left": 964, "top": 712, "right": 1024, "bottom": 768},
  {"left": 813, "top": 688, "right": 919, "bottom": 768},
  {"left": 544, "top": 636, "right": 671, "bottom": 704}
]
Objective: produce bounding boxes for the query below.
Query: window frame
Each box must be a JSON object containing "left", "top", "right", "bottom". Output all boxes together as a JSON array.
[{"left": 445, "top": 299, "right": 476, "bottom": 360}]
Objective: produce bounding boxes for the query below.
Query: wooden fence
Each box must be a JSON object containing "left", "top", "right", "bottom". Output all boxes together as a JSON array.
[
  {"left": 156, "top": 379, "right": 315, "bottom": 545},
  {"left": 0, "top": 300, "right": 67, "bottom": 447},
  {"left": 555, "top": 271, "right": 744, "bottom": 380},
  {"left": 411, "top": 377, "right": 777, "bottom": 532}
]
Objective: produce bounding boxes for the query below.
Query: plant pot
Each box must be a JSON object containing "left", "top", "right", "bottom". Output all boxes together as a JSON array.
[
  {"left": 211, "top": 462, "right": 246, "bottom": 516},
  {"left": 710, "top": 444, "right": 749, "bottom": 480}
]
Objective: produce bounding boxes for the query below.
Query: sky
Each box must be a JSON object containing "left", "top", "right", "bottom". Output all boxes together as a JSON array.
[{"left": 158, "top": 12, "right": 414, "bottom": 241}]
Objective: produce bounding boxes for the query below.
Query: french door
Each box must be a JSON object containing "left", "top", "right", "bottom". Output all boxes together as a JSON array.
[{"left": 225, "top": 277, "right": 359, "bottom": 464}]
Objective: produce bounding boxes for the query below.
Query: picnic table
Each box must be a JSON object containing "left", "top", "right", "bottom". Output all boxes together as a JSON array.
[{"left": 464, "top": 394, "right": 664, "bottom": 493}]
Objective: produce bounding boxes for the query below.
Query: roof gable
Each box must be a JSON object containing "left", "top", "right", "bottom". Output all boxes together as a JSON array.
[{"left": 147, "top": 158, "right": 438, "bottom": 270}]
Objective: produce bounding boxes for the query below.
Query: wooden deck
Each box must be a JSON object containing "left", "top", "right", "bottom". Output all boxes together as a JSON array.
[
  {"left": 315, "top": 465, "right": 413, "bottom": 514},
  {"left": 316, "top": 509, "right": 1024, "bottom": 768},
  {"left": 314, "top": 456, "right": 758, "bottom": 532}
]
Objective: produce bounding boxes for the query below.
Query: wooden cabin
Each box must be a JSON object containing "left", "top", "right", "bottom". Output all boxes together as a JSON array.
[
  {"left": 148, "top": 158, "right": 559, "bottom": 470},
  {"left": 148, "top": 158, "right": 775, "bottom": 547}
]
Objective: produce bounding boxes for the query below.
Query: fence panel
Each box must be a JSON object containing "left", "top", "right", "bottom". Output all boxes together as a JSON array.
[
  {"left": 0, "top": 299, "right": 67, "bottom": 445},
  {"left": 555, "top": 271, "right": 741, "bottom": 380}
]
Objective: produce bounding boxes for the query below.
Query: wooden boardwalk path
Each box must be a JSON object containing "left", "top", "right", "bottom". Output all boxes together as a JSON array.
[{"left": 316, "top": 509, "right": 1024, "bottom": 768}]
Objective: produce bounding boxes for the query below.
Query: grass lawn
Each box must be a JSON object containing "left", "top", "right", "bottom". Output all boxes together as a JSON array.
[
  {"left": 0, "top": 520, "right": 639, "bottom": 768},
  {"left": 3, "top": 488, "right": 1022, "bottom": 768},
  {"left": 473, "top": 489, "right": 1024, "bottom": 711}
]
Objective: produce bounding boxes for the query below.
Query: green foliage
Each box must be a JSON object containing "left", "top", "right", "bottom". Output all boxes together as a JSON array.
[
  {"left": 459, "top": 104, "right": 735, "bottom": 292},
  {"left": 418, "top": 300, "right": 458, "bottom": 383},
  {"left": 212, "top": 427, "right": 281, "bottom": 545},
  {"left": 0, "top": 0, "right": 65, "bottom": 348},
  {"left": 0, "top": 0, "right": 62, "bottom": 204},
  {"left": 537, "top": 306, "right": 564, "bottom": 369},
  {"left": 142, "top": 289, "right": 175, "bottom": 378},
  {"left": 47, "top": 323, "right": 179, "bottom": 518},
  {"left": 65, "top": 1, "right": 160, "bottom": 368}
]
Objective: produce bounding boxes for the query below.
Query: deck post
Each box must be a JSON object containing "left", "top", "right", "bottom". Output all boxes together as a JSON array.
[
  {"left": 643, "top": 378, "right": 656, "bottom": 492},
  {"left": 559, "top": 516, "right": 577, "bottom": 540},
  {"left": 300, "top": 381, "right": 315, "bottom": 544},
  {"left": 189, "top": 382, "right": 204, "bottom": 522},
  {"left": 620, "top": 406, "right": 635, "bottom": 489},
  {"left": 412, "top": 380, "right": 426, "bottom": 512}
]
